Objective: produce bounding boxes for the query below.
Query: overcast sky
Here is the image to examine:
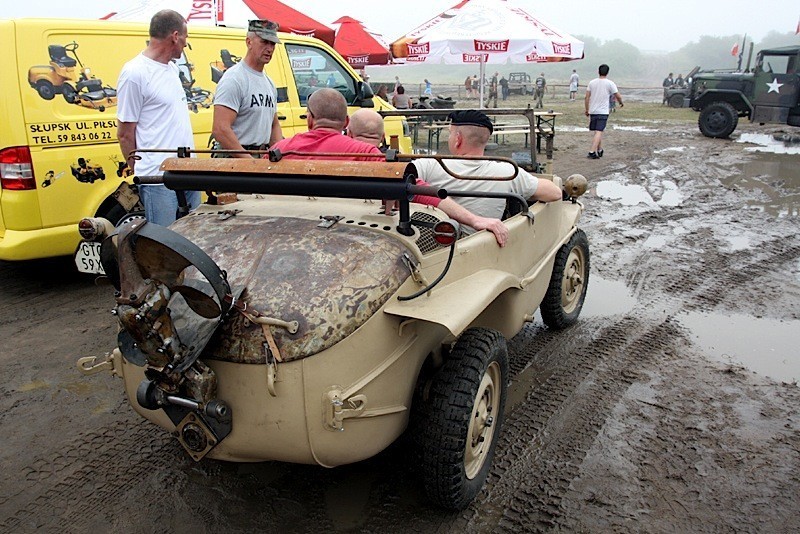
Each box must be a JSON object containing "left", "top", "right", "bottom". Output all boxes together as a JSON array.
[{"left": 3, "top": 0, "right": 796, "bottom": 52}]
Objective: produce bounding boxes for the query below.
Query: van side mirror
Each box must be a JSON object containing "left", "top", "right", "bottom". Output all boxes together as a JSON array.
[{"left": 356, "top": 81, "right": 375, "bottom": 108}]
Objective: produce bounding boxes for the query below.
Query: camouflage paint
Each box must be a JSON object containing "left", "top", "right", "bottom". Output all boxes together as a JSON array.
[{"left": 170, "top": 214, "right": 412, "bottom": 363}]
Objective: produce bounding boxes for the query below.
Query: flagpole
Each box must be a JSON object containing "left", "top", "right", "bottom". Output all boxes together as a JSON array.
[
  {"left": 737, "top": 34, "right": 746, "bottom": 71},
  {"left": 479, "top": 58, "right": 486, "bottom": 109}
]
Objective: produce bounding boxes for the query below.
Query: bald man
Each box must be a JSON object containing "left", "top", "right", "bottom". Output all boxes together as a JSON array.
[
  {"left": 347, "top": 108, "right": 386, "bottom": 147},
  {"left": 271, "top": 91, "right": 509, "bottom": 245}
]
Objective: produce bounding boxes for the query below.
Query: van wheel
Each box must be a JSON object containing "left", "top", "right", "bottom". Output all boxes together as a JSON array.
[
  {"left": 416, "top": 327, "right": 508, "bottom": 510},
  {"left": 106, "top": 205, "right": 145, "bottom": 227},
  {"left": 699, "top": 102, "right": 738, "bottom": 138},
  {"left": 35, "top": 80, "right": 56, "bottom": 100},
  {"left": 541, "top": 229, "right": 590, "bottom": 329},
  {"left": 62, "top": 83, "right": 77, "bottom": 104}
]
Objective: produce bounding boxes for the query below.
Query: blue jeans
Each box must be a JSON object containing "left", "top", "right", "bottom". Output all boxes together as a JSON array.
[{"left": 139, "top": 184, "right": 200, "bottom": 226}]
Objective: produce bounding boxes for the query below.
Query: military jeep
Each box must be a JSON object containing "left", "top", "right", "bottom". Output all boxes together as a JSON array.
[
  {"left": 689, "top": 46, "right": 800, "bottom": 138},
  {"left": 76, "top": 150, "right": 589, "bottom": 510},
  {"left": 507, "top": 72, "right": 532, "bottom": 95}
]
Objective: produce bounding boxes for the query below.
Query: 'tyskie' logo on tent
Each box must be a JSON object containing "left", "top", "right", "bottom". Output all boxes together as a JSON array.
[
  {"left": 463, "top": 53, "right": 490, "bottom": 63},
  {"left": 407, "top": 42, "right": 430, "bottom": 56},
  {"left": 552, "top": 42, "right": 572, "bottom": 55},
  {"left": 347, "top": 55, "right": 370, "bottom": 65},
  {"left": 474, "top": 40, "right": 509, "bottom": 52}
]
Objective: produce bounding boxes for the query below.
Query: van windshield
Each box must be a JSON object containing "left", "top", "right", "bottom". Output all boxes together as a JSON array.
[{"left": 285, "top": 44, "right": 356, "bottom": 105}]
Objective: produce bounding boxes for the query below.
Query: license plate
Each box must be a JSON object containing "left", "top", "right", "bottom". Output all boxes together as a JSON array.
[{"left": 75, "top": 241, "right": 105, "bottom": 275}]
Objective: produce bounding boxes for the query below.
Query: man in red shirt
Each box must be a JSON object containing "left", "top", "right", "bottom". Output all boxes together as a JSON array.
[{"left": 270, "top": 90, "right": 509, "bottom": 246}]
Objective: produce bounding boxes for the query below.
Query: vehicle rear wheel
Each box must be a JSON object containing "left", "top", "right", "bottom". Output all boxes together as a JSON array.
[
  {"left": 669, "top": 93, "right": 684, "bottom": 108},
  {"left": 698, "top": 101, "right": 739, "bottom": 138},
  {"left": 415, "top": 327, "right": 508, "bottom": 510},
  {"left": 35, "top": 80, "right": 56, "bottom": 100},
  {"left": 62, "top": 83, "right": 77, "bottom": 104},
  {"left": 541, "top": 229, "right": 590, "bottom": 329}
]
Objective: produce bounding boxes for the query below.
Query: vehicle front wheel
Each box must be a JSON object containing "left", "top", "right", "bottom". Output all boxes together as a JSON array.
[
  {"left": 669, "top": 93, "right": 684, "bottom": 108},
  {"left": 541, "top": 229, "right": 590, "bottom": 329},
  {"left": 62, "top": 83, "right": 77, "bottom": 104},
  {"left": 416, "top": 328, "right": 508, "bottom": 510},
  {"left": 698, "top": 101, "right": 739, "bottom": 138}
]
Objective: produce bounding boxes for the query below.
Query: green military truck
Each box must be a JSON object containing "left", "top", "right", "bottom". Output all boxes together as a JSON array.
[{"left": 689, "top": 46, "right": 800, "bottom": 138}]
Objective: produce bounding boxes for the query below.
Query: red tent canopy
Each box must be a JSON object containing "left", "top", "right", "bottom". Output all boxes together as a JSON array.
[
  {"left": 244, "top": 0, "right": 335, "bottom": 46},
  {"left": 332, "top": 16, "right": 391, "bottom": 67}
]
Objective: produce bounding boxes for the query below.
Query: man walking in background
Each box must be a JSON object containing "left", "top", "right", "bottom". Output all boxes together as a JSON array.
[
  {"left": 585, "top": 64, "right": 623, "bottom": 159},
  {"left": 569, "top": 69, "right": 579, "bottom": 101},
  {"left": 117, "top": 9, "right": 200, "bottom": 226},
  {"left": 212, "top": 19, "right": 283, "bottom": 158},
  {"left": 534, "top": 72, "right": 546, "bottom": 108}
]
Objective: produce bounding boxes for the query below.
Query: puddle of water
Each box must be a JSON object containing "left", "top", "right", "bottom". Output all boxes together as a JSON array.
[
  {"left": 581, "top": 275, "right": 637, "bottom": 318},
  {"left": 559, "top": 125, "right": 590, "bottom": 132},
  {"left": 737, "top": 133, "right": 800, "bottom": 155},
  {"left": 721, "top": 234, "right": 751, "bottom": 252},
  {"left": 612, "top": 125, "right": 658, "bottom": 133},
  {"left": 654, "top": 146, "right": 688, "bottom": 153},
  {"left": 597, "top": 181, "right": 657, "bottom": 206},
  {"left": 727, "top": 153, "right": 800, "bottom": 217},
  {"left": 678, "top": 311, "right": 800, "bottom": 384}
]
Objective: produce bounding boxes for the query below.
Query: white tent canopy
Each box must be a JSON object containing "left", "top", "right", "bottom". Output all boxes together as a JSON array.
[
  {"left": 390, "top": 0, "right": 584, "bottom": 106},
  {"left": 101, "top": 0, "right": 260, "bottom": 28}
]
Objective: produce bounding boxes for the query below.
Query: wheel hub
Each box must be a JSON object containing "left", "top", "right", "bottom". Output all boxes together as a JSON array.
[{"left": 464, "top": 361, "right": 502, "bottom": 479}]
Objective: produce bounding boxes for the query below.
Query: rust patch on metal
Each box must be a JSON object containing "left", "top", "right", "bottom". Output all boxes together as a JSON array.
[{"left": 170, "top": 214, "right": 411, "bottom": 363}]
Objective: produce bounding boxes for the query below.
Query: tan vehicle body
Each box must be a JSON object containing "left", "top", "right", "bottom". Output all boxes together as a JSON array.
[{"left": 78, "top": 156, "right": 588, "bottom": 508}]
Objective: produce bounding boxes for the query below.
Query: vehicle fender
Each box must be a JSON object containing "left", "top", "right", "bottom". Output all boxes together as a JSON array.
[
  {"left": 383, "top": 268, "right": 520, "bottom": 340},
  {"left": 694, "top": 89, "right": 753, "bottom": 115}
]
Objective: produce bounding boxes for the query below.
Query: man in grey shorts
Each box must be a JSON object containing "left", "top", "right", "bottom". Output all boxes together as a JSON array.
[{"left": 212, "top": 19, "right": 283, "bottom": 157}]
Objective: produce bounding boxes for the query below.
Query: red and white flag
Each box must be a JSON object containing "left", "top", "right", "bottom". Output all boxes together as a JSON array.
[{"left": 730, "top": 42, "right": 740, "bottom": 56}]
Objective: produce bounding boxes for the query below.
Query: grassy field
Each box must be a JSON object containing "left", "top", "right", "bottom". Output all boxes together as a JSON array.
[{"left": 449, "top": 93, "right": 698, "bottom": 127}]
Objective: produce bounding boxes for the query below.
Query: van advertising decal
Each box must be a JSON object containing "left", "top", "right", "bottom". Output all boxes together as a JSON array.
[
  {"left": 28, "top": 120, "right": 117, "bottom": 146},
  {"left": 27, "top": 41, "right": 118, "bottom": 112}
]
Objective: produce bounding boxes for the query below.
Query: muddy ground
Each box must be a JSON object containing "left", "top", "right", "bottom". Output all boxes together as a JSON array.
[{"left": 1, "top": 114, "right": 799, "bottom": 532}]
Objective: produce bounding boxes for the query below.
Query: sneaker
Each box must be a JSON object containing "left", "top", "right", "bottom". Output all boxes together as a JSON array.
[
  {"left": 598, "top": 148, "right": 604, "bottom": 158},
  {"left": 587, "top": 152, "right": 598, "bottom": 159}
]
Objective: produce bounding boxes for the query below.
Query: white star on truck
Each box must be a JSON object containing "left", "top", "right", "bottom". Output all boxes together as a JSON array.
[{"left": 766, "top": 78, "right": 784, "bottom": 94}]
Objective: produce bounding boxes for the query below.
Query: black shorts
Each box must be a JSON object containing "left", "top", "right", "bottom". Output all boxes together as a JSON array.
[{"left": 589, "top": 114, "right": 609, "bottom": 131}]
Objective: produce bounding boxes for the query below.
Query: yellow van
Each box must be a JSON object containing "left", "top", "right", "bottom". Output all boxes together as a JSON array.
[{"left": 0, "top": 18, "right": 411, "bottom": 261}]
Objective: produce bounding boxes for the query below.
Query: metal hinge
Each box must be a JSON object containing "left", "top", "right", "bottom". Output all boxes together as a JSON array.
[{"left": 324, "top": 389, "right": 367, "bottom": 431}]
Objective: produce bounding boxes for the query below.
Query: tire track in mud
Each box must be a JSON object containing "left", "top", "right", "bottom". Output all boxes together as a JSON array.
[
  {"left": 0, "top": 418, "right": 178, "bottom": 532},
  {"left": 458, "top": 315, "right": 684, "bottom": 531}
]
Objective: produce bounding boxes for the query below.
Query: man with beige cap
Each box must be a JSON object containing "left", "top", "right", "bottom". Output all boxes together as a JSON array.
[{"left": 212, "top": 19, "right": 283, "bottom": 157}]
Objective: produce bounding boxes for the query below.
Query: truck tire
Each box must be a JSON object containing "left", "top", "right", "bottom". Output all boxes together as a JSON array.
[
  {"left": 416, "top": 327, "right": 508, "bottom": 510},
  {"left": 698, "top": 101, "right": 739, "bottom": 138},
  {"left": 541, "top": 229, "right": 590, "bottom": 329},
  {"left": 669, "top": 94, "right": 684, "bottom": 108}
]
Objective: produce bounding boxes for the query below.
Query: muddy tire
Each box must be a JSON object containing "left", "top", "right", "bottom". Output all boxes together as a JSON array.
[
  {"left": 35, "top": 80, "right": 56, "bottom": 100},
  {"left": 541, "top": 229, "right": 590, "bottom": 329},
  {"left": 416, "top": 328, "right": 508, "bottom": 510},
  {"left": 698, "top": 101, "right": 738, "bottom": 138},
  {"left": 669, "top": 93, "right": 684, "bottom": 108}
]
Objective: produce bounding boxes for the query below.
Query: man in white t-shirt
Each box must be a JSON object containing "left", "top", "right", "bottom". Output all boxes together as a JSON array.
[
  {"left": 117, "top": 9, "right": 200, "bottom": 226},
  {"left": 212, "top": 19, "right": 283, "bottom": 158},
  {"left": 415, "top": 110, "right": 563, "bottom": 233},
  {"left": 584, "top": 64, "right": 624, "bottom": 159}
]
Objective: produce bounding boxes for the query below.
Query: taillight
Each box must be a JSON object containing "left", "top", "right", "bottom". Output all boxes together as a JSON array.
[
  {"left": 0, "top": 146, "right": 36, "bottom": 190},
  {"left": 433, "top": 220, "right": 460, "bottom": 246}
]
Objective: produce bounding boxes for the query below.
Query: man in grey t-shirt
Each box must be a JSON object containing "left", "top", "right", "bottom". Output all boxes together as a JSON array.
[{"left": 212, "top": 19, "right": 283, "bottom": 158}]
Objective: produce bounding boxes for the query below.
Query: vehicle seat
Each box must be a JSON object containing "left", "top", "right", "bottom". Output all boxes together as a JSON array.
[
  {"left": 48, "top": 45, "right": 77, "bottom": 67},
  {"left": 221, "top": 49, "right": 236, "bottom": 68}
]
